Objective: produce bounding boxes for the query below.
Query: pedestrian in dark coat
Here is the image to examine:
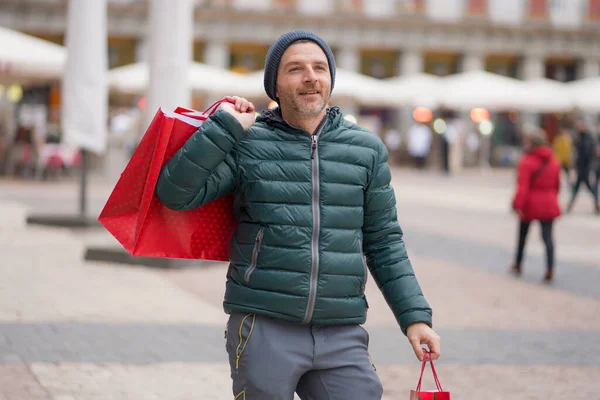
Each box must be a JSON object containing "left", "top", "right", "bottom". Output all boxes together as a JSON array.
[{"left": 567, "top": 120, "right": 599, "bottom": 214}]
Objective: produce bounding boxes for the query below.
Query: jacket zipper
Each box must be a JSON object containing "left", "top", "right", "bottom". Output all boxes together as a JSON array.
[
  {"left": 359, "top": 239, "right": 368, "bottom": 292},
  {"left": 302, "top": 118, "right": 327, "bottom": 324},
  {"left": 244, "top": 229, "right": 264, "bottom": 283}
]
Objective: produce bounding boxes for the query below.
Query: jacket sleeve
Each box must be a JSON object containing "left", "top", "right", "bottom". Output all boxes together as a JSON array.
[
  {"left": 362, "top": 143, "right": 432, "bottom": 335},
  {"left": 512, "top": 159, "right": 533, "bottom": 211},
  {"left": 155, "top": 110, "right": 245, "bottom": 211}
]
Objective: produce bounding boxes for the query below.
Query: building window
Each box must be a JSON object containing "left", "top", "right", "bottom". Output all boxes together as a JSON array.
[
  {"left": 528, "top": 0, "right": 548, "bottom": 19},
  {"left": 424, "top": 52, "right": 459, "bottom": 76},
  {"left": 193, "top": 42, "right": 205, "bottom": 63},
  {"left": 467, "top": 0, "right": 487, "bottom": 16},
  {"left": 229, "top": 43, "right": 270, "bottom": 73},
  {"left": 485, "top": 54, "right": 519, "bottom": 78},
  {"left": 207, "top": 0, "right": 234, "bottom": 7},
  {"left": 396, "top": 0, "right": 424, "bottom": 13},
  {"left": 273, "top": 0, "right": 296, "bottom": 10},
  {"left": 590, "top": 0, "right": 600, "bottom": 22},
  {"left": 545, "top": 59, "right": 577, "bottom": 82},
  {"left": 360, "top": 50, "right": 398, "bottom": 79},
  {"left": 334, "top": 0, "right": 362, "bottom": 13},
  {"left": 108, "top": 38, "right": 136, "bottom": 68}
]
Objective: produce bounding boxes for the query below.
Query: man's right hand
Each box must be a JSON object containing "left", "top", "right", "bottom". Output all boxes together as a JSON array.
[{"left": 218, "top": 96, "right": 256, "bottom": 131}]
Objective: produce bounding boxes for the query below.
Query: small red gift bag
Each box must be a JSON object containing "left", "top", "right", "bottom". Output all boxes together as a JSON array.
[
  {"left": 98, "top": 100, "right": 236, "bottom": 261},
  {"left": 409, "top": 351, "right": 450, "bottom": 400}
]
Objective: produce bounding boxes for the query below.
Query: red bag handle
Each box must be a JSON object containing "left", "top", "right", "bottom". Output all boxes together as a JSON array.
[
  {"left": 174, "top": 99, "right": 234, "bottom": 121},
  {"left": 415, "top": 351, "right": 443, "bottom": 392},
  {"left": 203, "top": 99, "right": 228, "bottom": 116}
]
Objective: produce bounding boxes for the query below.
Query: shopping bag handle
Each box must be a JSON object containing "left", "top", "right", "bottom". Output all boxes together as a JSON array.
[
  {"left": 415, "top": 350, "right": 443, "bottom": 392},
  {"left": 173, "top": 99, "right": 235, "bottom": 121},
  {"left": 203, "top": 99, "right": 230, "bottom": 116}
]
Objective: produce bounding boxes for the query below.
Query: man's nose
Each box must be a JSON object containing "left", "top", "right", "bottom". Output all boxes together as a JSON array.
[{"left": 303, "top": 67, "right": 318, "bottom": 82}]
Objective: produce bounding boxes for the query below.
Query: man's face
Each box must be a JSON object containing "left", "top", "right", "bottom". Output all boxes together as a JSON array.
[{"left": 275, "top": 42, "right": 331, "bottom": 119}]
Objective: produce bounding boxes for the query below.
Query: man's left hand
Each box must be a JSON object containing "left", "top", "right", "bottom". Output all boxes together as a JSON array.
[{"left": 406, "top": 322, "right": 441, "bottom": 361}]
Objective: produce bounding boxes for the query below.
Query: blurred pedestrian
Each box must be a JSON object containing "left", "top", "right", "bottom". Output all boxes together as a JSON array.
[
  {"left": 594, "top": 122, "right": 600, "bottom": 204},
  {"left": 156, "top": 30, "right": 439, "bottom": 399},
  {"left": 511, "top": 129, "right": 561, "bottom": 282},
  {"left": 595, "top": 140, "right": 600, "bottom": 205},
  {"left": 566, "top": 120, "right": 599, "bottom": 214},
  {"left": 407, "top": 121, "right": 432, "bottom": 169},
  {"left": 552, "top": 127, "right": 573, "bottom": 186}
]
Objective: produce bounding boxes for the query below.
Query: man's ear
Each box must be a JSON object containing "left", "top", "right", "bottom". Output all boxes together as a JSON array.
[{"left": 275, "top": 86, "right": 279, "bottom": 98}]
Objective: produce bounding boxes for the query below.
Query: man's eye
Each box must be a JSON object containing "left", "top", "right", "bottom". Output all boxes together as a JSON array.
[{"left": 289, "top": 67, "right": 300, "bottom": 72}]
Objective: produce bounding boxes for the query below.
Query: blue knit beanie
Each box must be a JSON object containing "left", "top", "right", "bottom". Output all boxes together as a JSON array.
[{"left": 263, "top": 30, "right": 336, "bottom": 102}]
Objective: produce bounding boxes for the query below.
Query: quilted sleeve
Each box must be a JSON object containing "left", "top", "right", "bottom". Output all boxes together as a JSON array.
[
  {"left": 156, "top": 110, "right": 244, "bottom": 211},
  {"left": 362, "top": 142, "right": 432, "bottom": 335}
]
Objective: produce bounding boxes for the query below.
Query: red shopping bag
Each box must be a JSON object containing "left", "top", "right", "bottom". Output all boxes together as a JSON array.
[
  {"left": 409, "top": 352, "right": 450, "bottom": 400},
  {"left": 98, "top": 100, "right": 236, "bottom": 261}
]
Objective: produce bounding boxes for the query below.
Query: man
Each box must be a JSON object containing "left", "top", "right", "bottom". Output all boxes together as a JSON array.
[
  {"left": 156, "top": 30, "right": 439, "bottom": 399},
  {"left": 567, "top": 120, "right": 599, "bottom": 214},
  {"left": 595, "top": 122, "right": 600, "bottom": 206}
]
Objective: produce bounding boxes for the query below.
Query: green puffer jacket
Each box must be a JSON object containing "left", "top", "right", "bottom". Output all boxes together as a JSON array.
[{"left": 156, "top": 106, "right": 432, "bottom": 334}]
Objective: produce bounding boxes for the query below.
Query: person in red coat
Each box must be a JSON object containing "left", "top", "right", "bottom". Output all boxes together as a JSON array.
[{"left": 511, "top": 129, "right": 561, "bottom": 282}]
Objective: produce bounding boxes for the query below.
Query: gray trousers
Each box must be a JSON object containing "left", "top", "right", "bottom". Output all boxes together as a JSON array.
[{"left": 225, "top": 312, "right": 383, "bottom": 400}]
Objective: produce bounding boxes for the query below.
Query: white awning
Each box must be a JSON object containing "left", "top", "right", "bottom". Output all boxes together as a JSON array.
[
  {"left": 383, "top": 73, "right": 442, "bottom": 107},
  {"left": 108, "top": 61, "right": 248, "bottom": 96},
  {"left": 521, "top": 78, "right": 573, "bottom": 112},
  {"left": 568, "top": 76, "right": 600, "bottom": 112},
  {"left": 433, "top": 70, "right": 529, "bottom": 111},
  {"left": 0, "top": 26, "right": 66, "bottom": 85}
]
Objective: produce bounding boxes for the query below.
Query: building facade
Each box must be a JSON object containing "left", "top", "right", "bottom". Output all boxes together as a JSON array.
[
  {"left": 1, "top": 0, "right": 599, "bottom": 165},
  {"left": 1, "top": 0, "right": 599, "bottom": 81}
]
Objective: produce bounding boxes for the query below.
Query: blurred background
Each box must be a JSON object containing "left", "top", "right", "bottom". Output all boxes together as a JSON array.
[
  {"left": 0, "top": 1, "right": 599, "bottom": 399},
  {"left": 1, "top": 0, "right": 600, "bottom": 179}
]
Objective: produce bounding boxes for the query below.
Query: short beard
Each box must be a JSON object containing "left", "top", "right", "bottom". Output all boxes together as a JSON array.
[{"left": 278, "top": 87, "right": 328, "bottom": 119}]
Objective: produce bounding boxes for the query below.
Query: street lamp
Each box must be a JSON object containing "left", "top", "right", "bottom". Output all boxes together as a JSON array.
[
  {"left": 433, "top": 118, "right": 447, "bottom": 134},
  {"left": 479, "top": 120, "right": 494, "bottom": 136},
  {"left": 6, "top": 84, "right": 22, "bottom": 103}
]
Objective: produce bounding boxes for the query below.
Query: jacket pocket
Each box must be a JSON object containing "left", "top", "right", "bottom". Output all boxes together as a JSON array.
[
  {"left": 359, "top": 239, "right": 368, "bottom": 292},
  {"left": 243, "top": 228, "right": 264, "bottom": 283}
]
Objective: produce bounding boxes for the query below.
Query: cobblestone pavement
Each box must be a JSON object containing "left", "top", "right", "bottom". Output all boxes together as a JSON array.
[{"left": 0, "top": 167, "right": 599, "bottom": 399}]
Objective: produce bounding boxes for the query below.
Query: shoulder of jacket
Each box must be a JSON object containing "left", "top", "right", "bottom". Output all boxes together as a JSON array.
[
  {"left": 337, "top": 120, "right": 386, "bottom": 153},
  {"left": 241, "top": 121, "right": 275, "bottom": 140}
]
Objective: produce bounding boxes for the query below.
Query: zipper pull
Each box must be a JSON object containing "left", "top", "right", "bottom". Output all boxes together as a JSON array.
[
  {"left": 255, "top": 230, "right": 264, "bottom": 253},
  {"left": 311, "top": 135, "right": 317, "bottom": 159}
]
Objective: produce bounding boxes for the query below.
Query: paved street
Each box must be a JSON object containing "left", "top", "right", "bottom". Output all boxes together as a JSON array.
[{"left": 0, "top": 167, "right": 599, "bottom": 399}]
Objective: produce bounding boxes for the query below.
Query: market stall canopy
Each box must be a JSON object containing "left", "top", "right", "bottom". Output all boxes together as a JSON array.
[
  {"left": 567, "top": 76, "right": 600, "bottom": 112},
  {"left": 0, "top": 25, "right": 66, "bottom": 85},
  {"left": 107, "top": 61, "right": 248, "bottom": 96},
  {"left": 432, "top": 70, "right": 529, "bottom": 111},
  {"left": 226, "top": 70, "right": 263, "bottom": 99},
  {"left": 521, "top": 78, "right": 573, "bottom": 112},
  {"left": 333, "top": 69, "right": 396, "bottom": 106},
  {"left": 383, "top": 73, "right": 442, "bottom": 107}
]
